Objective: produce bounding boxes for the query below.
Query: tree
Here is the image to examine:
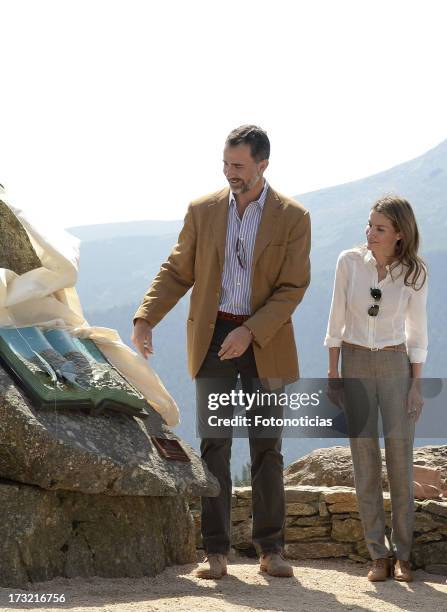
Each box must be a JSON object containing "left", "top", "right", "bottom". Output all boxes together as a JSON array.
[{"left": 234, "top": 461, "right": 251, "bottom": 486}]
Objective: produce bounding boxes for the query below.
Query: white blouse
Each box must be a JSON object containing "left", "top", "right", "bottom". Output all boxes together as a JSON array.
[{"left": 324, "top": 246, "right": 428, "bottom": 363}]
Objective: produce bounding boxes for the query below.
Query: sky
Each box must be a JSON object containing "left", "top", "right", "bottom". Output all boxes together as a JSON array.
[{"left": 1, "top": 0, "right": 447, "bottom": 228}]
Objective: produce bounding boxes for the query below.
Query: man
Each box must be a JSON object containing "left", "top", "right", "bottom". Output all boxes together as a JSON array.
[{"left": 132, "top": 125, "right": 311, "bottom": 579}]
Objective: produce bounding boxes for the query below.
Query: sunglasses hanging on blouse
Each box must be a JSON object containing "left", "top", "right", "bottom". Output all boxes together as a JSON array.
[{"left": 368, "top": 287, "right": 382, "bottom": 317}]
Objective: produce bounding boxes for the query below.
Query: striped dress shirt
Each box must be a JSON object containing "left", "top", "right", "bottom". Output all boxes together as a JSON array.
[{"left": 218, "top": 180, "right": 269, "bottom": 315}]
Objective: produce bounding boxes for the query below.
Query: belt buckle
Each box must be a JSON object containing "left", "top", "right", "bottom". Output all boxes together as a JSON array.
[{"left": 370, "top": 347, "right": 379, "bottom": 352}]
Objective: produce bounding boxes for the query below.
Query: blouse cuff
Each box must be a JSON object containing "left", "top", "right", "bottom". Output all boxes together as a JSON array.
[
  {"left": 407, "top": 347, "right": 427, "bottom": 364},
  {"left": 324, "top": 337, "right": 343, "bottom": 348}
]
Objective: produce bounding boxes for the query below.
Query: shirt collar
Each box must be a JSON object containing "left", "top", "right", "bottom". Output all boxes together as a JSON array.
[
  {"left": 363, "top": 247, "right": 393, "bottom": 271},
  {"left": 363, "top": 248, "right": 376, "bottom": 266},
  {"left": 229, "top": 179, "right": 269, "bottom": 210}
]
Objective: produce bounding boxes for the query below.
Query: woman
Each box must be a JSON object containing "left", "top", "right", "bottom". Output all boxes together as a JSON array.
[{"left": 325, "top": 195, "right": 428, "bottom": 582}]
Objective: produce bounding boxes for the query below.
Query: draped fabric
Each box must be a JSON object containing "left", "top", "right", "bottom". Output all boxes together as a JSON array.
[{"left": 0, "top": 186, "right": 179, "bottom": 426}]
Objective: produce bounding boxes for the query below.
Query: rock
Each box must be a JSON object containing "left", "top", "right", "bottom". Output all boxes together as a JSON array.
[
  {"left": 284, "top": 446, "right": 363, "bottom": 488},
  {"left": 414, "top": 532, "right": 443, "bottom": 544},
  {"left": 192, "top": 512, "right": 202, "bottom": 548},
  {"left": 412, "top": 541, "right": 447, "bottom": 568},
  {"left": 414, "top": 464, "right": 447, "bottom": 500},
  {"left": 285, "top": 525, "right": 331, "bottom": 541},
  {"left": 418, "top": 500, "right": 447, "bottom": 518},
  {"left": 188, "top": 496, "right": 201, "bottom": 513},
  {"left": 325, "top": 490, "right": 392, "bottom": 514},
  {"left": 287, "top": 515, "right": 331, "bottom": 527},
  {"left": 321, "top": 487, "right": 358, "bottom": 514},
  {"left": 321, "top": 487, "right": 357, "bottom": 504},
  {"left": 0, "top": 480, "right": 195, "bottom": 589},
  {"left": 0, "top": 369, "right": 219, "bottom": 498},
  {"left": 231, "top": 519, "right": 252, "bottom": 549},
  {"left": 233, "top": 486, "right": 252, "bottom": 500},
  {"left": 285, "top": 541, "right": 353, "bottom": 559},
  {"left": 284, "top": 485, "right": 321, "bottom": 503},
  {"left": 331, "top": 518, "right": 364, "bottom": 542},
  {"left": 286, "top": 502, "right": 318, "bottom": 516},
  {"left": 413, "top": 446, "right": 447, "bottom": 485},
  {"left": 424, "top": 564, "right": 447, "bottom": 576},
  {"left": 328, "top": 502, "right": 359, "bottom": 513},
  {"left": 319, "top": 501, "right": 329, "bottom": 517},
  {"left": 355, "top": 540, "right": 370, "bottom": 558},
  {"left": 328, "top": 513, "right": 352, "bottom": 520},
  {"left": 414, "top": 511, "right": 447, "bottom": 533},
  {"left": 284, "top": 445, "right": 447, "bottom": 490},
  {"left": 0, "top": 194, "right": 221, "bottom": 588},
  {"left": 231, "top": 505, "right": 251, "bottom": 522},
  {"left": 0, "top": 199, "right": 42, "bottom": 275}
]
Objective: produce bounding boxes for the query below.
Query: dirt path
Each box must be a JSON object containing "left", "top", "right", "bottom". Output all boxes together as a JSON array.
[{"left": 1, "top": 558, "right": 446, "bottom": 612}]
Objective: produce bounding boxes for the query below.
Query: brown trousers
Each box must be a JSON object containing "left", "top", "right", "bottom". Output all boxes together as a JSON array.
[{"left": 196, "top": 318, "right": 285, "bottom": 555}]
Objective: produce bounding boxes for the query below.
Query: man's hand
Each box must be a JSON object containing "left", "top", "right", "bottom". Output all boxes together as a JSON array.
[
  {"left": 218, "top": 326, "right": 253, "bottom": 360},
  {"left": 131, "top": 318, "right": 153, "bottom": 359}
]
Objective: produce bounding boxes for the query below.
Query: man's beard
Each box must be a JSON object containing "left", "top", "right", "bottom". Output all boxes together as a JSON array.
[{"left": 230, "top": 173, "right": 261, "bottom": 194}]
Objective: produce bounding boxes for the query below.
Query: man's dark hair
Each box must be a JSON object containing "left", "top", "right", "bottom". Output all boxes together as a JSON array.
[{"left": 225, "top": 124, "right": 270, "bottom": 162}]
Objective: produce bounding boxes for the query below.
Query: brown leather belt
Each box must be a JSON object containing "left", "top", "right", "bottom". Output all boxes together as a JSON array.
[
  {"left": 342, "top": 341, "right": 407, "bottom": 353},
  {"left": 217, "top": 310, "right": 250, "bottom": 323}
]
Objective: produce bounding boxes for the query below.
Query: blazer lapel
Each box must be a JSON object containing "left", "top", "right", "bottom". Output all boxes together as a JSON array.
[
  {"left": 209, "top": 188, "right": 230, "bottom": 271},
  {"left": 208, "top": 185, "right": 282, "bottom": 273},
  {"left": 251, "top": 186, "right": 282, "bottom": 270}
]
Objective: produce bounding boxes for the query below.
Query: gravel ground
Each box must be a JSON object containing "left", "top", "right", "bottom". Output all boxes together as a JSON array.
[{"left": 1, "top": 558, "right": 446, "bottom": 612}]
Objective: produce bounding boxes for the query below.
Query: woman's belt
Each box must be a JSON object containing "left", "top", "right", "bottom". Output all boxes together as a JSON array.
[{"left": 342, "top": 341, "right": 407, "bottom": 353}]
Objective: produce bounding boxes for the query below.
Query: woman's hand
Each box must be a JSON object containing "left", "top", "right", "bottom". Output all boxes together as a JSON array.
[
  {"left": 326, "top": 370, "right": 344, "bottom": 409},
  {"left": 407, "top": 380, "right": 424, "bottom": 421}
]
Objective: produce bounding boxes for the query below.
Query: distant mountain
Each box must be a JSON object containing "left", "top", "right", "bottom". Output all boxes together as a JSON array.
[
  {"left": 68, "top": 220, "right": 183, "bottom": 242},
  {"left": 72, "top": 138, "right": 447, "bottom": 477},
  {"left": 298, "top": 138, "right": 447, "bottom": 271},
  {"left": 69, "top": 138, "right": 447, "bottom": 266}
]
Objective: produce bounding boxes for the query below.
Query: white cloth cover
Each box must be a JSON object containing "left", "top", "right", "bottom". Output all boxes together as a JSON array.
[{"left": 0, "top": 186, "right": 180, "bottom": 426}]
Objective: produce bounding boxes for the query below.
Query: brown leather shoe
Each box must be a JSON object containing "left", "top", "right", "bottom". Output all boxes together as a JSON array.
[
  {"left": 393, "top": 559, "right": 413, "bottom": 582},
  {"left": 260, "top": 552, "right": 294, "bottom": 577},
  {"left": 367, "top": 558, "right": 391, "bottom": 582},
  {"left": 195, "top": 554, "right": 227, "bottom": 579}
]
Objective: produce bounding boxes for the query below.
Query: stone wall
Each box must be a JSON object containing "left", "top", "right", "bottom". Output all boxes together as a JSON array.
[{"left": 190, "top": 485, "right": 447, "bottom": 575}]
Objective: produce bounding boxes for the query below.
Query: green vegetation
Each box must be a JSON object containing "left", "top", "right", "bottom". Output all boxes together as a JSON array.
[{"left": 234, "top": 461, "right": 252, "bottom": 487}]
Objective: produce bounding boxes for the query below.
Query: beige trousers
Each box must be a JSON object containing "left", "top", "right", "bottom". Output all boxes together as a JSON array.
[{"left": 341, "top": 344, "right": 414, "bottom": 561}]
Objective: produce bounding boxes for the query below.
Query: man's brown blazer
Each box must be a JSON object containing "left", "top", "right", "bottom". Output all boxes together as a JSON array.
[{"left": 134, "top": 185, "right": 311, "bottom": 390}]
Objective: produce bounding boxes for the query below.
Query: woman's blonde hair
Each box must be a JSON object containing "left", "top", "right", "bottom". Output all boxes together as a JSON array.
[{"left": 371, "top": 194, "right": 427, "bottom": 290}]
